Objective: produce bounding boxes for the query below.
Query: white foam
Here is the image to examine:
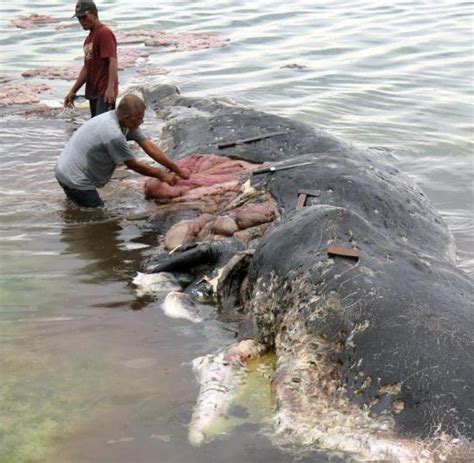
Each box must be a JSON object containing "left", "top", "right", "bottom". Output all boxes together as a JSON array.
[
  {"left": 162, "top": 291, "right": 203, "bottom": 323},
  {"left": 119, "top": 242, "right": 150, "bottom": 250},
  {"left": 132, "top": 271, "right": 179, "bottom": 296}
]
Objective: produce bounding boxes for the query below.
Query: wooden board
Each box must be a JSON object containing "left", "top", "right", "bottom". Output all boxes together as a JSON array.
[
  {"left": 327, "top": 245, "right": 360, "bottom": 261},
  {"left": 296, "top": 193, "right": 307, "bottom": 209}
]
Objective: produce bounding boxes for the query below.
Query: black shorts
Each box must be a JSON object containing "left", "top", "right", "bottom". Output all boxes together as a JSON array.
[
  {"left": 89, "top": 98, "right": 115, "bottom": 118},
  {"left": 57, "top": 178, "right": 104, "bottom": 208}
]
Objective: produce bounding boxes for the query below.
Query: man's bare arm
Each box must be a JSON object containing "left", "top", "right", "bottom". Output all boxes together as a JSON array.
[
  {"left": 124, "top": 158, "right": 177, "bottom": 185},
  {"left": 137, "top": 139, "right": 190, "bottom": 179},
  {"left": 64, "top": 65, "right": 87, "bottom": 107},
  {"left": 104, "top": 57, "right": 118, "bottom": 106}
]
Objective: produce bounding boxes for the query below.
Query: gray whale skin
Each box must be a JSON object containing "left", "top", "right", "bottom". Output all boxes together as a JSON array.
[{"left": 142, "top": 84, "right": 473, "bottom": 441}]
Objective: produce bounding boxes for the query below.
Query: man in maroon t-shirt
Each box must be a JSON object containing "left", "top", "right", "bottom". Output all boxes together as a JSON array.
[{"left": 65, "top": 1, "right": 118, "bottom": 117}]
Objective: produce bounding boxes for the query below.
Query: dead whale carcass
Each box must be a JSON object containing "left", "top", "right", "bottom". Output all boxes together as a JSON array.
[{"left": 136, "top": 84, "right": 473, "bottom": 459}]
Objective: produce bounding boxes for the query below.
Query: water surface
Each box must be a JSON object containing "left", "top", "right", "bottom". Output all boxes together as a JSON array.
[{"left": 0, "top": 1, "right": 472, "bottom": 462}]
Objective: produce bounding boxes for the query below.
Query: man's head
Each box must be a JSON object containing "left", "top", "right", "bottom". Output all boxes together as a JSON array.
[
  {"left": 116, "top": 95, "right": 146, "bottom": 131},
  {"left": 72, "top": 1, "right": 99, "bottom": 30}
]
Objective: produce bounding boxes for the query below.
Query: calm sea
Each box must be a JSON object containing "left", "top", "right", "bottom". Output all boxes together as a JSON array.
[{"left": 0, "top": 1, "right": 472, "bottom": 462}]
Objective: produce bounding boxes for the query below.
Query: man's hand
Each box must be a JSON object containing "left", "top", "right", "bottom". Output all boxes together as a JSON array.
[
  {"left": 65, "top": 65, "right": 87, "bottom": 108},
  {"left": 176, "top": 167, "right": 190, "bottom": 180},
  {"left": 124, "top": 159, "right": 180, "bottom": 185},
  {"left": 104, "top": 87, "right": 116, "bottom": 108},
  {"left": 160, "top": 171, "right": 178, "bottom": 185},
  {"left": 64, "top": 91, "right": 76, "bottom": 108},
  {"left": 137, "top": 139, "right": 192, "bottom": 180}
]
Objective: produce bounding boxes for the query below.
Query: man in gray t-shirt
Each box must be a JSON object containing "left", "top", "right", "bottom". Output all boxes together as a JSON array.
[{"left": 55, "top": 94, "right": 189, "bottom": 207}]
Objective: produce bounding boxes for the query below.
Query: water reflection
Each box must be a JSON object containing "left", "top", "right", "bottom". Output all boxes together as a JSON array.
[
  {"left": 58, "top": 204, "right": 156, "bottom": 311},
  {"left": 60, "top": 207, "right": 123, "bottom": 278}
]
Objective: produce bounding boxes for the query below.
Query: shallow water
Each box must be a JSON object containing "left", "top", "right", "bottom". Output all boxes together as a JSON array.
[{"left": 0, "top": 1, "right": 472, "bottom": 462}]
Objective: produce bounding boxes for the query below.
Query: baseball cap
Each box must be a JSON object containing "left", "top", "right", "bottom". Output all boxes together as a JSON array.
[{"left": 72, "top": 1, "right": 98, "bottom": 18}]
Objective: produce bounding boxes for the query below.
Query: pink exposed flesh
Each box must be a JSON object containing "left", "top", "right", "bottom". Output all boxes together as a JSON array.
[{"left": 144, "top": 154, "right": 260, "bottom": 200}]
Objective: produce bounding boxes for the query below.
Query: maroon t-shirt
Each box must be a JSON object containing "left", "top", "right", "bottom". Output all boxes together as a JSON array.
[{"left": 83, "top": 24, "right": 118, "bottom": 99}]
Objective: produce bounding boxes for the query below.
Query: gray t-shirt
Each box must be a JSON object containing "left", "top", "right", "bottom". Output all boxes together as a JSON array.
[{"left": 55, "top": 111, "right": 147, "bottom": 190}]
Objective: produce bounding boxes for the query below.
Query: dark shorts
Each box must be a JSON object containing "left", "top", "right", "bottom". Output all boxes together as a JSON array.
[
  {"left": 56, "top": 178, "right": 104, "bottom": 208},
  {"left": 89, "top": 98, "right": 115, "bottom": 118}
]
